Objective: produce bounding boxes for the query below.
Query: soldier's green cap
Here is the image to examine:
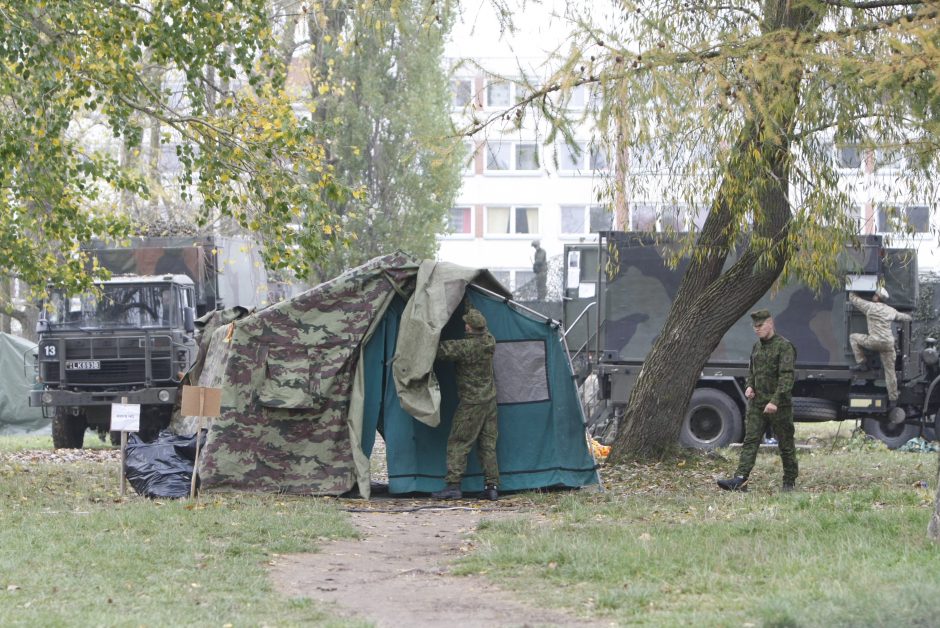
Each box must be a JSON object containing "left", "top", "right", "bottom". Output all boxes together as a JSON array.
[
  {"left": 750, "top": 309, "right": 772, "bottom": 324},
  {"left": 463, "top": 309, "right": 487, "bottom": 330}
]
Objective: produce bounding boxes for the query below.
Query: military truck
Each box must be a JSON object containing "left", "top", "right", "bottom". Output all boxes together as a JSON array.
[
  {"left": 564, "top": 232, "right": 940, "bottom": 449},
  {"left": 31, "top": 236, "right": 276, "bottom": 448}
]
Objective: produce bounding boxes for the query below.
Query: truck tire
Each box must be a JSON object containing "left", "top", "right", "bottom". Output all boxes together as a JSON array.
[
  {"left": 52, "top": 408, "right": 87, "bottom": 449},
  {"left": 680, "top": 388, "right": 743, "bottom": 449},
  {"left": 792, "top": 397, "right": 839, "bottom": 422},
  {"left": 861, "top": 418, "right": 919, "bottom": 450}
]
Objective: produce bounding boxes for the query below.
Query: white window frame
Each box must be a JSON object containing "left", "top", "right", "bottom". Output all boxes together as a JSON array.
[
  {"left": 876, "top": 203, "right": 931, "bottom": 235},
  {"left": 560, "top": 204, "right": 612, "bottom": 237},
  {"left": 833, "top": 142, "right": 863, "bottom": 170},
  {"left": 444, "top": 206, "right": 474, "bottom": 238},
  {"left": 483, "top": 204, "right": 541, "bottom": 238},
  {"left": 484, "top": 79, "right": 511, "bottom": 109},
  {"left": 556, "top": 141, "right": 610, "bottom": 175},
  {"left": 484, "top": 141, "right": 541, "bottom": 174}
]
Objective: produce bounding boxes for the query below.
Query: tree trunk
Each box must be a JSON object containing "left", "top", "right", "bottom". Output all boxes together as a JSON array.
[{"left": 608, "top": 0, "right": 819, "bottom": 461}]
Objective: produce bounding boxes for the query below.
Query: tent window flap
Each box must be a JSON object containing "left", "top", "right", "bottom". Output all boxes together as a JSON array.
[{"left": 493, "top": 340, "right": 550, "bottom": 404}]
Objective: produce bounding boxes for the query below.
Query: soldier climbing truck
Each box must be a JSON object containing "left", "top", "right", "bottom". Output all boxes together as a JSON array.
[
  {"left": 31, "top": 236, "right": 276, "bottom": 448},
  {"left": 564, "top": 232, "right": 940, "bottom": 449}
]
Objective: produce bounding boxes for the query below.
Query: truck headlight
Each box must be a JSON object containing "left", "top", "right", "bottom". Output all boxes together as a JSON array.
[
  {"left": 42, "top": 392, "right": 53, "bottom": 404},
  {"left": 158, "top": 390, "right": 171, "bottom": 402}
]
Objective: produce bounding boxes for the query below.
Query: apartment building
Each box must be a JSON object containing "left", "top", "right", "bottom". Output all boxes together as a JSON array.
[{"left": 438, "top": 11, "right": 939, "bottom": 293}]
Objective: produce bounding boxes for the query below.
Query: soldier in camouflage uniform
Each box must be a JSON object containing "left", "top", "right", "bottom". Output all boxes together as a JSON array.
[
  {"left": 848, "top": 287, "right": 912, "bottom": 409},
  {"left": 718, "top": 309, "right": 798, "bottom": 492},
  {"left": 430, "top": 306, "right": 500, "bottom": 500}
]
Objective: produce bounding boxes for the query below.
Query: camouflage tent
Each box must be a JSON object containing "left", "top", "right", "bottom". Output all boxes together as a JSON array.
[{"left": 193, "top": 253, "right": 598, "bottom": 497}]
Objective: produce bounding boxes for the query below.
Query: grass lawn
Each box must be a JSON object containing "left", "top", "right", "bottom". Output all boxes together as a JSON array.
[
  {"left": 2, "top": 424, "right": 939, "bottom": 626},
  {"left": 458, "top": 423, "right": 940, "bottom": 626},
  {"left": 0, "top": 435, "right": 359, "bottom": 627}
]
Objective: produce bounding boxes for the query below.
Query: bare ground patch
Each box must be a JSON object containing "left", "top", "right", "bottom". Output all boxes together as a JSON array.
[{"left": 269, "top": 499, "right": 609, "bottom": 628}]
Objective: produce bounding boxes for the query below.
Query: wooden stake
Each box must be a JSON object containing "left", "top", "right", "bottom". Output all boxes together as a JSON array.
[{"left": 119, "top": 396, "right": 128, "bottom": 497}]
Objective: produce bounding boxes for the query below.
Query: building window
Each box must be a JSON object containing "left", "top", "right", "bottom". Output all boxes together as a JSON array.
[
  {"left": 485, "top": 142, "right": 511, "bottom": 171},
  {"left": 447, "top": 206, "right": 473, "bottom": 235},
  {"left": 561, "top": 204, "right": 612, "bottom": 235},
  {"left": 485, "top": 80, "right": 511, "bottom": 108},
  {"left": 485, "top": 205, "right": 539, "bottom": 235},
  {"left": 631, "top": 202, "right": 657, "bottom": 231},
  {"left": 834, "top": 143, "right": 862, "bottom": 169},
  {"left": 515, "top": 143, "right": 539, "bottom": 170},
  {"left": 557, "top": 141, "right": 609, "bottom": 174},
  {"left": 873, "top": 146, "right": 908, "bottom": 172},
  {"left": 514, "top": 270, "right": 536, "bottom": 291},
  {"left": 484, "top": 141, "right": 540, "bottom": 173},
  {"left": 660, "top": 205, "right": 687, "bottom": 232},
  {"left": 451, "top": 79, "right": 473, "bottom": 108},
  {"left": 877, "top": 204, "right": 930, "bottom": 234},
  {"left": 490, "top": 270, "right": 511, "bottom": 290}
]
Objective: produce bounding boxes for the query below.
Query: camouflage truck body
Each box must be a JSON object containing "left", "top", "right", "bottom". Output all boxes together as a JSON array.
[
  {"left": 564, "top": 232, "right": 940, "bottom": 449},
  {"left": 32, "top": 236, "right": 273, "bottom": 448}
]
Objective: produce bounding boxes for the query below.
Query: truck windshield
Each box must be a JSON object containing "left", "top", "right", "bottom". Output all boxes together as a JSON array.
[{"left": 45, "top": 284, "right": 178, "bottom": 329}]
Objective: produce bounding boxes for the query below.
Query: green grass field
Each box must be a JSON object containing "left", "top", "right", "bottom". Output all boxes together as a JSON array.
[{"left": 2, "top": 425, "right": 939, "bottom": 627}]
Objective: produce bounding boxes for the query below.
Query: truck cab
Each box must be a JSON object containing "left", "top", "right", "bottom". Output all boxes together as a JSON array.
[{"left": 32, "top": 275, "right": 198, "bottom": 448}]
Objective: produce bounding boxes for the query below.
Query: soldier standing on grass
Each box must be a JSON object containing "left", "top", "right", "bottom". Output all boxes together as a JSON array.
[
  {"left": 718, "top": 309, "right": 799, "bottom": 493},
  {"left": 431, "top": 304, "right": 500, "bottom": 501}
]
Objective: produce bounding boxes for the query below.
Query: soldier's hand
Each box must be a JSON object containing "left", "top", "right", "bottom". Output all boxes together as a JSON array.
[
  {"left": 763, "top": 402, "right": 778, "bottom": 414},
  {"left": 745, "top": 386, "right": 755, "bottom": 399}
]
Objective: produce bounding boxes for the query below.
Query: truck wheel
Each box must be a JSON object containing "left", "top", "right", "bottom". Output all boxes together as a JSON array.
[
  {"left": 861, "top": 418, "right": 919, "bottom": 449},
  {"left": 792, "top": 397, "right": 839, "bottom": 422},
  {"left": 680, "top": 388, "right": 743, "bottom": 449},
  {"left": 52, "top": 408, "right": 87, "bottom": 449}
]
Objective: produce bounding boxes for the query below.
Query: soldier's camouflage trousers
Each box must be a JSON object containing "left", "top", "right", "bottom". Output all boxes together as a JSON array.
[
  {"left": 735, "top": 402, "right": 798, "bottom": 484},
  {"left": 850, "top": 333, "right": 899, "bottom": 401},
  {"left": 444, "top": 397, "right": 499, "bottom": 486}
]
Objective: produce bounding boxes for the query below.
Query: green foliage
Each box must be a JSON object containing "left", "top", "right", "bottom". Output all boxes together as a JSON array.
[
  {"left": 0, "top": 1, "right": 350, "bottom": 293},
  {"left": 296, "top": 0, "right": 462, "bottom": 282}
]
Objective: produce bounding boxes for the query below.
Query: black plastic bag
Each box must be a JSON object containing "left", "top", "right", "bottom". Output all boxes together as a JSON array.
[{"left": 123, "top": 430, "right": 205, "bottom": 499}]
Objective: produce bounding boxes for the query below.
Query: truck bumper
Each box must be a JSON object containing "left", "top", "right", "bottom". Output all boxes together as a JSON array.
[{"left": 30, "top": 387, "right": 179, "bottom": 408}]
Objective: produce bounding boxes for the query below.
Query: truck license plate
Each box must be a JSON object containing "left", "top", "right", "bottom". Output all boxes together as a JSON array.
[{"left": 66, "top": 360, "right": 101, "bottom": 370}]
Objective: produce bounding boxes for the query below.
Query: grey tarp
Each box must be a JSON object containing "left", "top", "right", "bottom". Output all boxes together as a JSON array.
[
  {"left": 0, "top": 333, "right": 48, "bottom": 435},
  {"left": 392, "top": 260, "right": 511, "bottom": 427}
]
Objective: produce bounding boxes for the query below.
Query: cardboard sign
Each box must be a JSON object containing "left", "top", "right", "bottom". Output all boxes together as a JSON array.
[
  {"left": 181, "top": 385, "right": 222, "bottom": 417},
  {"left": 111, "top": 403, "right": 141, "bottom": 432}
]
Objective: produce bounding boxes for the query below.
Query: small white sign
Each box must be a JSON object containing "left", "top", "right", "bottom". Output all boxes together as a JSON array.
[
  {"left": 577, "top": 282, "right": 596, "bottom": 299},
  {"left": 111, "top": 403, "right": 141, "bottom": 432}
]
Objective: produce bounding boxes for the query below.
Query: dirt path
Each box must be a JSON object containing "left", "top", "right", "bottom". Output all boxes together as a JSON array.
[{"left": 269, "top": 501, "right": 609, "bottom": 628}]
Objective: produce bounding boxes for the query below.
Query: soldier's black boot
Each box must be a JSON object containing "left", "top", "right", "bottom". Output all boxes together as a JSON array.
[
  {"left": 782, "top": 481, "right": 796, "bottom": 492},
  {"left": 717, "top": 476, "right": 748, "bottom": 492},
  {"left": 431, "top": 484, "right": 462, "bottom": 500},
  {"left": 849, "top": 362, "right": 866, "bottom": 373},
  {"left": 481, "top": 484, "right": 498, "bottom": 501}
]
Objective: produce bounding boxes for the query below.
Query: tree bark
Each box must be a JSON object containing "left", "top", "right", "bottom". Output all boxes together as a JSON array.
[{"left": 609, "top": 0, "right": 819, "bottom": 461}]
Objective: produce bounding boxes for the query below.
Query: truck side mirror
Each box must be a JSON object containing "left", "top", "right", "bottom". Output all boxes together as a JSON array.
[{"left": 183, "top": 307, "right": 195, "bottom": 333}]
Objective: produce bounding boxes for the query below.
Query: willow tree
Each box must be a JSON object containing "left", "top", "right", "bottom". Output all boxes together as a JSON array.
[
  {"left": 485, "top": 1, "right": 937, "bottom": 463},
  {"left": 0, "top": 1, "right": 352, "bottom": 295}
]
